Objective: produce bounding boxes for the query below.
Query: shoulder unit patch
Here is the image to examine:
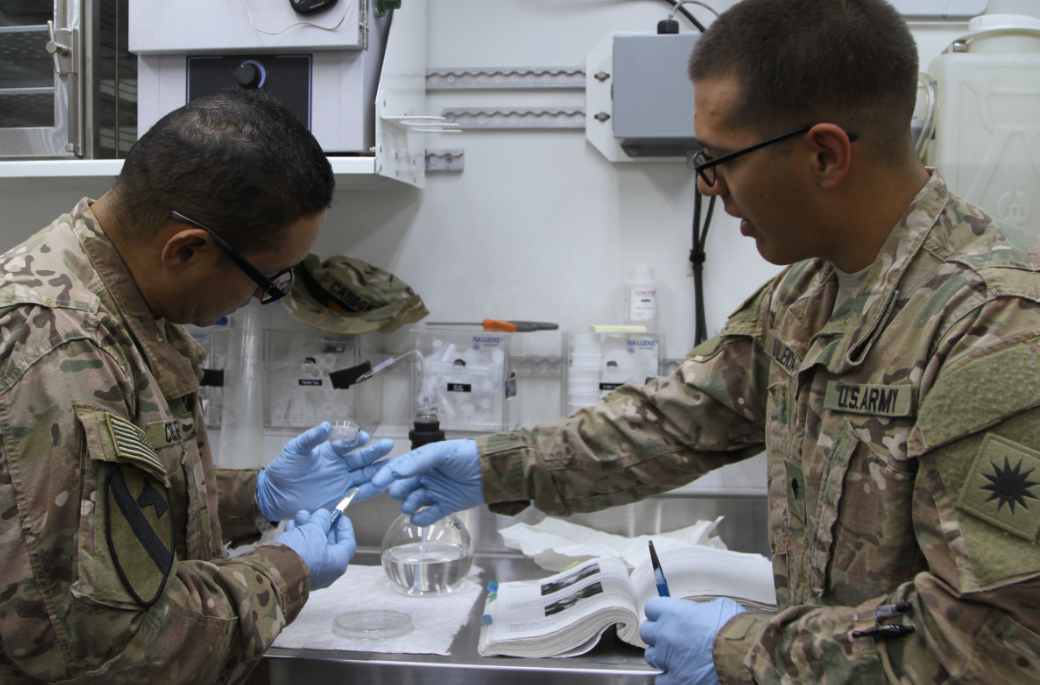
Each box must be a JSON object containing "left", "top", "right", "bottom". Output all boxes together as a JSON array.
[
  {"left": 104, "top": 463, "right": 175, "bottom": 606},
  {"left": 959, "top": 434, "right": 1040, "bottom": 542}
]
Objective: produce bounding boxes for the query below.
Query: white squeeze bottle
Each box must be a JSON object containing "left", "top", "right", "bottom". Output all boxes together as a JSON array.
[{"left": 624, "top": 266, "right": 657, "bottom": 332}]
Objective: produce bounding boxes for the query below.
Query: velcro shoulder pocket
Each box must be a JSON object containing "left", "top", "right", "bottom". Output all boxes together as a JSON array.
[
  {"left": 910, "top": 343, "right": 1040, "bottom": 456},
  {"left": 71, "top": 404, "right": 175, "bottom": 609}
]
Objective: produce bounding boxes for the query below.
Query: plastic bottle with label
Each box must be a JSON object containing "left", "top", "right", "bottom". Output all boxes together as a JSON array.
[{"left": 624, "top": 266, "right": 657, "bottom": 332}]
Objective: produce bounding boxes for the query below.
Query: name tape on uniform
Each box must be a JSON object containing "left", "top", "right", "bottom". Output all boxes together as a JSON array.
[
  {"left": 768, "top": 333, "right": 803, "bottom": 376},
  {"left": 824, "top": 381, "right": 915, "bottom": 417}
]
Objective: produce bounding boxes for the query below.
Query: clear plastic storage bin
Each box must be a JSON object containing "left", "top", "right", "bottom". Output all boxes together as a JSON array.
[
  {"left": 561, "top": 332, "right": 665, "bottom": 416},
  {"left": 264, "top": 330, "right": 382, "bottom": 429},
  {"left": 410, "top": 326, "right": 516, "bottom": 432}
]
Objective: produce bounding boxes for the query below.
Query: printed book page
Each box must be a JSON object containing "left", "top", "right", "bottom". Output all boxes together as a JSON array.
[
  {"left": 478, "top": 546, "right": 776, "bottom": 656},
  {"left": 621, "top": 546, "right": 777, "bottom": 646},
  {"left": 482, "top": 557, "right": 637, "bottom": 644}
]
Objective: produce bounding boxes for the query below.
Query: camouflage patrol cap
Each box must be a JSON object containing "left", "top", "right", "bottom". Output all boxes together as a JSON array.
[{"left": 282, "top": 254, "right": 429, "bottom": 335}]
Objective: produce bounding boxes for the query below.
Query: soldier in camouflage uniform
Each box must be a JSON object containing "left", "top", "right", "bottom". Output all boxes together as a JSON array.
[
  {"left": 0, "top": 90, "right": 391, "bottom": 683},
  {"left": 373, "top": 0, "right": 1040, "bottom": 682}
]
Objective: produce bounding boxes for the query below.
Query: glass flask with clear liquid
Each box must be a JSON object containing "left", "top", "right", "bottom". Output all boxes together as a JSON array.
[{"left": 381, "top": 513, "right": 473, "bottom": 596}]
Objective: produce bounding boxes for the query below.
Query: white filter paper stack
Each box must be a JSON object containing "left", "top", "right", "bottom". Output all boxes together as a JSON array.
[
  {"left": 498, "top": 516, "right": 727, "bottom": 571},
  {"left": 272, "top": 563, "right": 483, "bottom": 656}
]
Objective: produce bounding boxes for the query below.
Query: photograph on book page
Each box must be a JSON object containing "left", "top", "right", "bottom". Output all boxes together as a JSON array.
[
  {"left": 484, "top": 558, "right": 637, "bottom": 642},
  {"left": 540, "top": 563, "right": 601, "bottom": 596}
]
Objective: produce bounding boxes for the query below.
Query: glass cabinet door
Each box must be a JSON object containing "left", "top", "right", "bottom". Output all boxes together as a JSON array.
[{"left": 0, "top": 0, "right": 77, "bottom": 158}]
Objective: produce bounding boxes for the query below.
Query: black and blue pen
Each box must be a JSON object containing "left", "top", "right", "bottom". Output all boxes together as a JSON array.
[{"left": 648, "top": 540, "right": 670, "bottom": 597}]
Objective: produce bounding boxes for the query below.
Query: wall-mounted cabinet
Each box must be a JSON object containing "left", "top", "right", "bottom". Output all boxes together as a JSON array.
[
  {"left": 0, "top": 0, "right": 137, "bottom": 160},
  {"left": 0, "top": 0, "right": 432, "bottom": 188}
]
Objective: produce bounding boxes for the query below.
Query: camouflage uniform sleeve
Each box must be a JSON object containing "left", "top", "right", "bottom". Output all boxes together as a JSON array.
[
  {"left": 216, "top": 468, "right": 277, "bottom": 545},
  {"left": 0, "top": 328, "right": 308, "bottom": 684},
  {"left": 477, "top": 279, "right": 774, "bottom": 517},
  {"left": 713, "top": 298, "right": 1040, "bottom": 685}
]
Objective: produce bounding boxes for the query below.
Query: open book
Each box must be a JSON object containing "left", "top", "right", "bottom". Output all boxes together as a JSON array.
[{"left": 477, "top": 546, "right": 777, "bottom": 658}]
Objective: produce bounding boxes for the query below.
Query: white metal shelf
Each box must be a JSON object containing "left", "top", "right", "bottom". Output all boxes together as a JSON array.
[{"left": 0, "top": 156, "right": 406, "bottom": 191}]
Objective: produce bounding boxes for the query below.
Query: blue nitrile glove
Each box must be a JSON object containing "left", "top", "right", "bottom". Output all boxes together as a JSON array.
[
  {"left": 273, "top": 509, "right": 356, "bottom": 590},
  {"left": 369, "top": 439, "right": 483, "bottom": 526},
  {"left": 256, "top": 422, "right": 394, "bottom": 522},
  {"left": 640, "top": 597, "right": 746, "bottom": 685}
]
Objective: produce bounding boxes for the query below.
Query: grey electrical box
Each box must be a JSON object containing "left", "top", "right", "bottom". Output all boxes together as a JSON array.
[{"left": 612, "top": 33, "right": 699, "bottom": 157}]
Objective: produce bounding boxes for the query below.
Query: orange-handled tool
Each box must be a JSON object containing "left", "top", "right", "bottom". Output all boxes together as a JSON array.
[{"left": 428, "top": 320, "right": 559, "bottom": 332}]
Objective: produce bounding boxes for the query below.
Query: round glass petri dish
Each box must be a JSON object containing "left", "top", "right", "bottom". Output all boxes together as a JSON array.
[
  {"left": 328, "top": 420, "right": 360, "bottom": 447},
  {"left": 333, "top": 610, "right": 412, "bottom": 640}
]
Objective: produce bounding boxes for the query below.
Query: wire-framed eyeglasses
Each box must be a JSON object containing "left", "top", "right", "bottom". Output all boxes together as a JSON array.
[
  {"left": 170, "top": 211, "right": 295, "bottom": 304},
  {"left": 692, "top": 124, "right": 858, "bottom": 187}
]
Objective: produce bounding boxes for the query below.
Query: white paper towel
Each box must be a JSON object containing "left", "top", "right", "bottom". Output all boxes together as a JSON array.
[
  {"left": 498, "top": 517, "right": 726, "bottom": 571},
  {"left": 272, "top": 564, "right": 483, "bottom": 656}
]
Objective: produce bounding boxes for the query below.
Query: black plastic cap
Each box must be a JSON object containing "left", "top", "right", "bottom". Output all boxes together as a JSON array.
[
  {"left": 409, "top": 419, "right": 446, "bottom": 449},
  {"left": 658, "top": 18, "right": 680, "bottom": 34}
]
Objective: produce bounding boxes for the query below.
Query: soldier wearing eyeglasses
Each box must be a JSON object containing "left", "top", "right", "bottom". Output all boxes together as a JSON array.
[
  {"left": 372, "top": 0, "right": 1040, "bottom": 683},
  {"left": 0, "top": 90, "right": 392, "bottom": 683}
]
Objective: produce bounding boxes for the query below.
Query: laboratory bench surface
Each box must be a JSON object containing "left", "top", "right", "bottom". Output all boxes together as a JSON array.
[{"left": 245, "top": 493, "right": 770, "bottom": 685}]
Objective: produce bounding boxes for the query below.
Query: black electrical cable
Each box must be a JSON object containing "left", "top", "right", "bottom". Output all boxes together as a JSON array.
[
  {"left": 690, "top": 187, "right": 716, "bottom": 346},
  {"left": 658, "top": 0, "right": 707, "bottom": 32}
]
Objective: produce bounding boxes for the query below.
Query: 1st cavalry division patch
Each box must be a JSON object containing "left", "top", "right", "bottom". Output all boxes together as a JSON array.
[{"left": 105, "top": 463, "right": 175, "bottom": 606}]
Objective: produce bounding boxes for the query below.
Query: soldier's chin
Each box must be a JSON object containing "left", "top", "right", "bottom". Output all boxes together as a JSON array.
[
  {"left": 755, "top": 239, "right": 800, "bottom": 267},
  {"left": 194, "top": 313, "right": 228, "bottom": 328}
]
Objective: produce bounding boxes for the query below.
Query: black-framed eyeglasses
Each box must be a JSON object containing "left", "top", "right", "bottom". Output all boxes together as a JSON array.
[
  {"left": 692, "top": 124, "right": 858, "bottom": 187},
  {"left": 170, "top": 211, "right": 295, "bottom": 304}
]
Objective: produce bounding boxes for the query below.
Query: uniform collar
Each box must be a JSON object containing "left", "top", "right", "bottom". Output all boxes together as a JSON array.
[
  {"left": 71, "top": 198, "right": 200, "bottom": 400},
  {"left": 802, "top": 170, "right": 952, "bottom": 375}
]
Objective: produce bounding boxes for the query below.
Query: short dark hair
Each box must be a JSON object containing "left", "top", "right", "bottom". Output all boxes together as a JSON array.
[
  {"left": 112, "top": 88, "right": 334, "bottom": 254},
  {"left": 689, "top": 0, "right": 919, "bottom": 159}
]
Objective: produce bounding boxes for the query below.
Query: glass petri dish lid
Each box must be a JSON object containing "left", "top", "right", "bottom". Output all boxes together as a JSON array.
[{"left": 333, "top": 610, "right": 413, "bottom": 640}]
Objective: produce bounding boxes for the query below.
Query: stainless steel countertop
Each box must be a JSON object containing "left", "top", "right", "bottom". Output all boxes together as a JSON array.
[
  {"left": 253, "top": 551, "right": 657, "bottom": 685},
  {"left": 246, "top": 494, "right": 770, "bottom": 685}
]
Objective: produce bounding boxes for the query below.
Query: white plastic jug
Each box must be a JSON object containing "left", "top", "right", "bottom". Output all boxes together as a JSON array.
[{"left": 928, "top": 14, "right": 1040, "bottom": 233}]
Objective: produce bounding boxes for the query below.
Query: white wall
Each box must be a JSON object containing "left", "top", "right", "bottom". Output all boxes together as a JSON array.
[{"left": 0, "top": 1, "right": 970, "bottom": 494}]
